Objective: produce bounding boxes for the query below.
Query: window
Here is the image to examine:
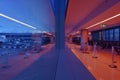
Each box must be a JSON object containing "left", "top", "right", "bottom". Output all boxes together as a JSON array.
[
  {"left": 92, "top": 26, "right": 120, "bottom": 41},
  {"left": 92, "top": 32, "right": 99, "bottom": 41},
  {"left": 105, "top": 30, "right": 109, "bottom": 41},
  {"left": 109, "top": 29, "right": 113, "bottom": 41},
  {"left": 99, "top": 31, "right": 101, "bottom": 40},
  {"left": 114, "top": 28, "right": 119, "bottom": 41},
  {"left": 102, "top": 30, "right": 106, "bottom": 40}
]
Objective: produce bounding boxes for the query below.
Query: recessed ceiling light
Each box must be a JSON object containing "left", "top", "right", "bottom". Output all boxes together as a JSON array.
[{"left": 0, "top": 13, "right": 37, "bottom": 29}]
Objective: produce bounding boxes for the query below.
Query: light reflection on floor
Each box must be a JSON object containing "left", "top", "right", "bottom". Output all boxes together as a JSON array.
[{"left": 67, "top": 43, "right": 120, "bottom": 80}]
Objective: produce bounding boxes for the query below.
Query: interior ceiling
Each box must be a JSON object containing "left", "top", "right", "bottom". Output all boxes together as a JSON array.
[
  {"left": 66, "top": 0, "right": 120, "bottom": 34},
  {"left": 82, "top": 1, "right": 120, "bottom": 31},
  {"left": 0, "top": 0, "right": 120, "bottom": 34}
]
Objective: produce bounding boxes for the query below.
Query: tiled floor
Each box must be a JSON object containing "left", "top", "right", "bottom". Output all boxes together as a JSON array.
[{"left": 67, "top": 43, "right": 120, "bottom": 80}]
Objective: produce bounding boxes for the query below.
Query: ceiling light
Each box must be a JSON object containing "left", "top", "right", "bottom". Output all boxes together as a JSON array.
[
  {"left": 0, "top": 13, "right": 37, "bottom": 29},
  {"left": 86, "top": 13, "right": 120, "bottom": 29}
]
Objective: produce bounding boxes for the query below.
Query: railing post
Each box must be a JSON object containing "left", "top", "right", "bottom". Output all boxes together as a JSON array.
[{"left": 109, "top": 46, "right": 117, "bottom": 68}]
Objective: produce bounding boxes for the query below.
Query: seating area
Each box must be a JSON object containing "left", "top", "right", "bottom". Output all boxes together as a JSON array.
[{"left": 89, "top": 41, "right": 120, "bottom": 49}]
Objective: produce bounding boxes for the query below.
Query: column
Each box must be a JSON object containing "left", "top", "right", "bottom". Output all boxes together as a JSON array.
[
  {"left": 54, "top": 0, "right": 66, "bottom": 50},
  {"left": 80, "top": 29, "right": 88, "bottom": 50}
]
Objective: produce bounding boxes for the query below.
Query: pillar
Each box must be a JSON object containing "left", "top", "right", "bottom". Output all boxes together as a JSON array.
[
  {"left": 80, "top": 29, "right": 88, "bottom": 50},
  {"left": 54, "top": 0, "right": 66, "bottom": 50}
]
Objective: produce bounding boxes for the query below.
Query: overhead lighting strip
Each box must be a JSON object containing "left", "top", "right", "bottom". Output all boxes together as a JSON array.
[
  {"left": 0, "top": 13, "right": 37, "bottom": 29},
  {"left": 86, "top": 13, "right": 120, "bottom": 29}
]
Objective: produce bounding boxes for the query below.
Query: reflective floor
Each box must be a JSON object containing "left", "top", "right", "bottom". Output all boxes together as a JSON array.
[
  {"left": 1, "top": 43, "right": 119, "bottom": 80},
  {"left": 67, "top": 43, "right": 120, "bottom": 80},
  {"left": 0, "top": 44, "right": 53, "bottom": 80},
  {"left": 0, "top": 44, "right": 95, "bottom": 80}
]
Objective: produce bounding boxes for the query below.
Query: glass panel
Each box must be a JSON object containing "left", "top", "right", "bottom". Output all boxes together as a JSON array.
[
  {"left": 109, "top": 29, "right": 113, "bottom": 41},
  {"left": 105, "top": 30, "right": 109, "bottom": 41},
  {"left": 92, "top": 32, "right": 99, "bottom": 40},
  {"left": 114, "top": 28, "right": 119, "bottom": 41},
  {"left": 102, "top": 30, "right": 105, "bottom": 41},
  {"left": 0, "top": 1, "right": 54, "bottom": 79},
  {"left": 99, "top": 31, "right": 101, "bottom": 40}
]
